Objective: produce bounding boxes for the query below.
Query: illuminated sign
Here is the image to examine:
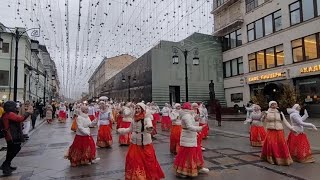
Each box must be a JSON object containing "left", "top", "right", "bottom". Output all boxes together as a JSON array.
[
  {"left": 300, "top": 65, "right": 320, "bottom": 74},
  {"left": 248, "top": 72, "right": 286, "bottom": 82}
]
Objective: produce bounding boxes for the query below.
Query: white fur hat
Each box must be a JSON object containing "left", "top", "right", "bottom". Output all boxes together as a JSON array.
[
  {"left": 136, "top": 102, "right": 146, "bottom": 111},
  {"left": 191, "top": 103, "right": 198, "bottom": 107},
  {"left": 269, "top": 101, "right": 277, "bottom": 107},
  {"left": 292, "top": 104, "right": 300, "bottom": 110},
  {"left": 174, "top": 103, "right": 181, "bottom": 108}
]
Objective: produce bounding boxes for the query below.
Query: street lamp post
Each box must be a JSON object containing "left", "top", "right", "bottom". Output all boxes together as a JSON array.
[
  {"left": 43, "top": 71, "right": 47, "bottom": 103},
  {"left": 172, "top": 46, "right": 199, "bottom": 102},
  {"left": 122, "top": 74, "right": 137, "bottom": 102},
  {"left": 0, "top": 27, "right": 40, "bottom": 102}
]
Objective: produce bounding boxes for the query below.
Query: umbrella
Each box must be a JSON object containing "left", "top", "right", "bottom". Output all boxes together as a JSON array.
[{"left": 99, "top": 96, "right": 108, "bottom": 101}]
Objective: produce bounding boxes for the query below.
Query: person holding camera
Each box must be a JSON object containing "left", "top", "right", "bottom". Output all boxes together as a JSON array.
[{"left": 0, "top": 101, "right": 33, "bottom": 176}]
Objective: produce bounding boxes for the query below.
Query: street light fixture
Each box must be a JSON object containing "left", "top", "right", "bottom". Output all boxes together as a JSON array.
[{"left": 172, "top": 46, "right": 199, "bottom": 102}]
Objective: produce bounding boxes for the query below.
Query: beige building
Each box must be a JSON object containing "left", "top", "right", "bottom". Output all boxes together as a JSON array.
[
  {"left": 88, "top": 54, "right": 136, "bottom": 99},
  {"left": 212, "top": 0, "right": 320, "bottom": 116}
]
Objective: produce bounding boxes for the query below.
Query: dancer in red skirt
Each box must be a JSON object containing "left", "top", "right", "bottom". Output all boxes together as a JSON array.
[
  {"left": 199, "top": 103, "right": 209, "bottom": 139},
  {"left": 67, "top": 105, "right": 99, "bottom": 167},
  {"left": 118, "top": 102, "right": 165, "bottom": 180},
  {"left": 96, "top": 101, "right": 113, "bottom": 148},
  {"left": 192, "top": 103, "right": 205, "bottom": 151},
  {"left": 169, "top": 103, "right": 182, "bottom": 154},
  {"left": 174, "top": 102, "right": 209, "bottom": 178},
  {"left": 88, "top": 103, "right": 96, "bottom": 121},
  {"left": 161, "top": 103, "right": 171, "bottom": 131},
  {"left": 244, "top": 104, "right": 266, "bottom": 147},
  {"left": 58, "top": 103, "right": 67, "bottom": 123},
  {"left": 287, "top": 104, "right": 317, "bottom": 163},
  {"left": 261, "top": 101, "right": 296, "bottom": 166},
  {"left": 118, "top": 105, "right": 133, "bottom": 145}
]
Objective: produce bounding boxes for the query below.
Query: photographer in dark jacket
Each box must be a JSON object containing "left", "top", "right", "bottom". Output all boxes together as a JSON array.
[{"left": 0, "top": 101, "right": 33, "bottom": 176}]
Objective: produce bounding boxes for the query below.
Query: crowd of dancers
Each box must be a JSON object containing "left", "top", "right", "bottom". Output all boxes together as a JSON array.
[
  {"left": 53, "top": 99, "right": 319, "bottom": 179},
  {"left": 244, "top": 101, "right": 318, "bottom": 165},
  {"left": 57, "top": 100, "right": 210, "bottom": 179}
]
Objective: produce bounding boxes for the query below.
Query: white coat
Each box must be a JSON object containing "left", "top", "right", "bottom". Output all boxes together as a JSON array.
[{"left": 179, "top": 110, "right": 202, "bottom": 147}]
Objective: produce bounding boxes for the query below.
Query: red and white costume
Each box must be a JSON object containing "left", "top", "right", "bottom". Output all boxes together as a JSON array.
[
  {"left": 169, "top": 103, "right": 182, "bottom": 154},
  {"left": 199, "top": 104, "right": 209, "bottom": 139},
  {"left": 161, "top": 104, "right": 171, "bottom": 131},
  {"left": 96, "top": 107, "right": 113, "bottom": 148},
  {"left": 88, "top": 105, "right": 96, "bottom": 121},
  {"left": 244, "top": 105, "right": 266, "bottom": 147},
  {"left": 58, "top": 103, "right": 67, "bottom": 123},
  {"left": 118, "top": 106, "right": 133, "bottom": 145}
]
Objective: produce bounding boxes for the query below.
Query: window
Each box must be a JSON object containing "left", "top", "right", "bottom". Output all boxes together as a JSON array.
[
  {"left": 290, "top": 0, "right": 320, "bottom": 26},
  {"left": 292, "top": 33, "right": 320, "bottom": 63},
  {"left": 2, "top": 43, "right": 9, "bottom": 53},
  {"left": 0, "top": 70, "right": 9, "bottom": 86},
  {"left": 223, "top": 57, "right": 243, "bottom": 78},
  {"left": 231, "top": 93, "right": 243, "bottom": 103},
  {"left": 246, "top": 0, "right": 258, "bottom": 12},
  {"left": 247, "top": 10, "right": 282, "bottom": 42},
  {"left": 223, "top": 29, "right": 242, "bottom": 51},
  {"left": 248, "top": 44, "right": 284, "bottom": 72}
]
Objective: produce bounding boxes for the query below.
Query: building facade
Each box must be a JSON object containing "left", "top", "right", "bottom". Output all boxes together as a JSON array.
[
  {"left": 212, "top": 0, "right": 320, "bottom": 116},
  {"left": 88, "top": 54, "right": 136, "bottom": 99},
  {"left": 101, "top": 33, "right": 225, "bottom": 107},
  {"left": 0, "top": 22, "right": 59, "bottom": 103}
]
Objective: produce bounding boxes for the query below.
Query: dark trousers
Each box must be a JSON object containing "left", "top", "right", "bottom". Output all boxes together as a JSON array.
[
  {"left": 2, "top": 141, "right": 21, "bottom": 169},
  {"left": 31, "top": 113, "right": 38, "bottom": 129}
]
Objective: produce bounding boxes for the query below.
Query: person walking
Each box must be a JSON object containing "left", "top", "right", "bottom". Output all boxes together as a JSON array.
[
  {"left": 215, "top": 100, "right": 222, "bottom": 126},
  {"left": 45, "top": 103, "right": 53, "bottom": 124},
  {"left": 0, "top": 101, "right": 33, "bottom": 176},
  {"left": 118, "top": 102, "right": 165, "bottom": 180}
]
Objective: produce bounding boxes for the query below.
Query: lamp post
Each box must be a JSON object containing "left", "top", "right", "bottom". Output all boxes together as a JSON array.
[
  {"left": 0, "top": 27, "right": 40, "bottom": 102},
  {"left": 43, "top": 71, "right": 47, "bottom": 103},
  {"left": 172, "top": 46, "right": 199, "bottom": 102},
  {"left": 122, "top": 74, "right": 137, "bottom": 102}
]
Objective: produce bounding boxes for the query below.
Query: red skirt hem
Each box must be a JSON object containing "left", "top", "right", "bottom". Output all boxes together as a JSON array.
[
  {"left": 170, "top": 125, "right": 182, "bottom": 154},
  {"left": 97, "top": 125, "right": 113, "bottom": 147},
  {"left": 68, "top": 135, "right": 96, "bottom": 167},
  {"left": 287, "top": 132, "right": 315, "bottom": 163}
]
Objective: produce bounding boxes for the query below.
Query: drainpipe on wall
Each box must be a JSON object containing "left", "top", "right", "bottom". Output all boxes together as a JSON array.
[{"left": 8, "top": 34, "right": 14, "bottom": 100}]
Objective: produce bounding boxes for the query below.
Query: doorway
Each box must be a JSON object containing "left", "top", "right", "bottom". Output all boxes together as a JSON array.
[{"left": 169, "top": 86, "right": 180, "bottom": 106}]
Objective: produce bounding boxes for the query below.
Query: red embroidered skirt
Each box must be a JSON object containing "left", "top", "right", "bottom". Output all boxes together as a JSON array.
[
  {"left": 199, "top": 123, "right": 209, "bottom": 139},
  {"left": 170, "top": 125, "right": 182, "bottom": 154},
  {"left": 153, "top": 113, "right": 160, "bottom": 123},
  {"left": 119, "top": 121, "right": 131, "bottom": 145},
  {"left": 97, "top": 125, "right": 113, "bottom": 147},
  {"left": 261, "top": 129, "right": 293, "bottom": 165},
  {"left": 151, "top": 115, "right": 158, "bottom": 136},
  {"left": 88, "top": 115, "right": 95, "bottom": 121},
  {"left": 287, "top": 132, "right": 314, "bottom": 163},
  {"left": 174, "top": 146, "right": 204, "bottom": 177},
  {"left": 161, "top": 116, "right": 171, "bottom": 131},
  {"left": 125, "top": 144, "right": 165, "bottom": 180},
  {"left": 95, "top": 111, "right": 100, "bottom": 118},
  {"left": 59, "top": 111, "right": 67, "bottom": 119},
  {"left": 250, "top": 125, "right": 266, "bottom": 147},
  {"left": 68, "top": 135, "right": 96, "bottom": 167}
]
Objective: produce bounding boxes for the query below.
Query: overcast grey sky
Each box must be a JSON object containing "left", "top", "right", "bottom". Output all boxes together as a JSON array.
[{"left": 0, "top": 0, "right": 213, "bottom": 99}]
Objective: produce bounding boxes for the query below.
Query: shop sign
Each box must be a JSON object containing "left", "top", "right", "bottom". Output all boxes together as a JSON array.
[
  {"left": 248, "top": 72, "right": 286, "bottom": 82},
  {"left": 300, "top": 65, "right": 320, "bottom": 74}
]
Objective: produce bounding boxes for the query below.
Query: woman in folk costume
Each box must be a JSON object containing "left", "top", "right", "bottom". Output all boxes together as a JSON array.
[
  {"left": 66, "top": 105, "right": 99, "bottom": 167},
  {"left": 88, "top": 103, "right": 96, "bottom": 121},
  {"left": 58, "top": 103, "right": 67, "bottom": 123},
  {"left": 161, "top": 103, "right": 171, "bottom": 131},
  {"left": 94, "top": 103, "right": 100, "bottom": 119},
  {"left": 45, "top": 103, "right": 53, "bottom": 124},
  {"left": 199, "top": 103, "right": 209, "bottom": 139},
  {"left": 169, "top": 103, "right": 182, "bottom": 154},
  {"left": 192, "top": 103, "right": 205, "bottom": 151},
  {"left": 174, "top": 102, "right": 209, "bottom": 178},
  {"left": 261, "top": 101, "right": 296, "bottom": 166},
  {"left": 245, "top": 101, "right": 254, "bottom": 121},
  {"left": 287, "top": 104, "right": 317, "bottom": 163},
  {"left": 116, "top": 104, "right": 124, "bottom": 130},
  {"left": 96, "top": 101, "right": 113, "bottom": 148},
  {"left": 151, "top": 102, "right": 161, "bottom": 124},
  {"left": 118, "top": 103, "right": 165, "bottom": 180},
  {"left": 71, "top": 104, "right": 81, "bottom": 132},
  {"left": 244, "top": 104, "right": 266, "bottom": 147},
  {"left": 118, "top": 104, "right": 133, "bottom": 145}
]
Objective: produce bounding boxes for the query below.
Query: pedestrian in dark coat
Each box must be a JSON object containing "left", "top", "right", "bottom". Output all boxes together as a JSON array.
[{"left": 215, "top": 100, "right": 222, "bottom": 127}]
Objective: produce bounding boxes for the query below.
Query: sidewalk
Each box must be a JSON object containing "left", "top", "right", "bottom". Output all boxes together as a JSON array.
[{"left": 0, "top": 116, "right": 46, "bottom": 160}]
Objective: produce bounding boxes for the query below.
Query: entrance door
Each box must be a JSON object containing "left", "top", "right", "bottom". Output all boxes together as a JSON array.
[{"left": 169, "top": 86, "right": 180, "bottom": 105}]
